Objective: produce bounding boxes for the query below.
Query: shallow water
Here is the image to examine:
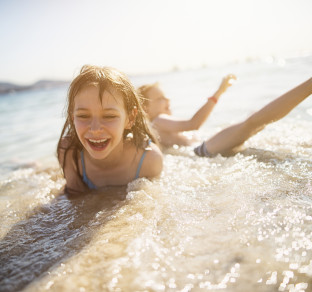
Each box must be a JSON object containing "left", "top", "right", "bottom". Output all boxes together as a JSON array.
[{"left": 0, "top": 56, "right": 312, "bottom": 291}]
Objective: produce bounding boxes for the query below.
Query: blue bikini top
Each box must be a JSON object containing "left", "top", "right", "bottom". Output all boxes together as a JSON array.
[{"left": 81, "top": 140, "right": 151, "bottom": 189}]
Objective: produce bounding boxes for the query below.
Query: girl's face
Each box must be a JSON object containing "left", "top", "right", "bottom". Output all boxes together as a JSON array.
[
  {"left": 144, "top": 86, "right": 171, "bottom": 120},
  {"left": 73, "top": 85, "right": 132, "bottom": 160}
]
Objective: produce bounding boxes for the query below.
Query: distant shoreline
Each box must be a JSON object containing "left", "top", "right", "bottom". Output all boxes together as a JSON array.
[{"left": 0, "top": 80, "right": 70, "bottom": 95}]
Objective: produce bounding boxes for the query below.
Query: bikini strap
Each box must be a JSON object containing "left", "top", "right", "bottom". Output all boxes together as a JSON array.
[
  {"left": 80, "top": 151, "right": 98, "bottom": 189},
  {"left": 134, "top": 139, "right": 152, "bottom": 179}
]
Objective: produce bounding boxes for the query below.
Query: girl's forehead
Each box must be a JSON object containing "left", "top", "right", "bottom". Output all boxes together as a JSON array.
[
  {"left": 75, "top": 85, "right": 125, "bottom": 107},
  {"left": 101, "top": 87, "right": 125, "bottom": 106}
]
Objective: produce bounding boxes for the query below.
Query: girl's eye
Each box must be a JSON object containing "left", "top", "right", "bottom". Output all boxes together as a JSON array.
[
  {"left": 76, "top": 115, "right": 90, "bottom": 119},
  {"left": 103, "top": 115, "right": 117, "bottom": 119}
]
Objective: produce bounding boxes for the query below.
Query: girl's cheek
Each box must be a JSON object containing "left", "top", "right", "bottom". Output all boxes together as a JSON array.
[
  {"left": 105, "top": 119, "right": 124, "bottom": 129},
  {"left": 74, "top": 120, "right": 90, "bottom": 135},
  {"left": 74, "top": 119, "right": 89, "bottom": 128}
]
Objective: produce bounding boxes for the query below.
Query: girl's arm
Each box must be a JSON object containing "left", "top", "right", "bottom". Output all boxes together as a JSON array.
[
  {"left": 57, "top": 139, "right": 88, "bottom": 194},
  {"left": 153, "top": 74, "right": 236, "bottom": 133}
]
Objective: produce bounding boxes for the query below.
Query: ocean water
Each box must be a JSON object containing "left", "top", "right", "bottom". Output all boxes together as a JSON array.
[{"left": 0, "top": 55, "right": 312, "bottom": 292}]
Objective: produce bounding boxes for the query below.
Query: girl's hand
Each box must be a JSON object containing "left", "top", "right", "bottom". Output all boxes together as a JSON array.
[
  {"left": 213, "top": 74, "right": 237, "bottom": 99},
  {"left": 219, "top": 74, "right": 237, "bottom": 92}
]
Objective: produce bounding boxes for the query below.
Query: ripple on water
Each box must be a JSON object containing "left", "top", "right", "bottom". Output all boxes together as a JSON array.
[{"left": 1, "top": 122, "right": 312, "bottom": 291}]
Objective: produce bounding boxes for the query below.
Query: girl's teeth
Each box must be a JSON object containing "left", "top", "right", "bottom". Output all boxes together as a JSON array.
[{"left": 89, "top": 139, "right": 107, "bottom": 143}]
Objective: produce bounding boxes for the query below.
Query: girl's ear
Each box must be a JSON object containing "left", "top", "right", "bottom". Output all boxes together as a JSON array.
[{"left": 125, "top": 107, "right": 138, "bottom": 129}]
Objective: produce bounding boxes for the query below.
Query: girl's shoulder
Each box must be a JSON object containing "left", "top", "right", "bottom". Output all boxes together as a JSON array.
[
  {"left": 152, "top": 114, "right": 173, "bottom": 126},
  {"left": 138, "top": 140, "right": 163, "bottom": 178}
]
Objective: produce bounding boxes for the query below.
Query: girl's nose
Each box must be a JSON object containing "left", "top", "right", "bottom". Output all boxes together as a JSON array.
[{"left": 90, "top": 118, "right": 102, "bottom": 132}]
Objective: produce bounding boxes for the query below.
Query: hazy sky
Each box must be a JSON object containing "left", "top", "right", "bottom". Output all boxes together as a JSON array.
[{"left": 0, "top": 0, "right": 312, "bottom": 84}]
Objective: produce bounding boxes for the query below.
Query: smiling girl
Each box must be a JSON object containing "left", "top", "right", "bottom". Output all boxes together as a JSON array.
[{"left": 57, "top": 65, "right": 163, "bottom": 193}]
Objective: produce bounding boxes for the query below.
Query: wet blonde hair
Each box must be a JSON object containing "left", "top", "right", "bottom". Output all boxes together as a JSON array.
[
  {"left": 137, "top": 82, "right": 159, "bottom": 107},
  {"left": 57, "top": 65, "right": 158, "bottom": 168}
]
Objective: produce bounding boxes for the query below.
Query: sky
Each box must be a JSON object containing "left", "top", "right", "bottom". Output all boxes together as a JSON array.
[{"left": 0, "top": 0, "right": 312, "bottom": 84}]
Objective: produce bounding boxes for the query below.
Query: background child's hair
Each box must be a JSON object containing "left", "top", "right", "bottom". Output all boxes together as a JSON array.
[
  {"left": 137, "top": 82, "right": 159, "bottom": 107},
  {"left": 57, "top": 65, "right": 158, "bottom": 168}
]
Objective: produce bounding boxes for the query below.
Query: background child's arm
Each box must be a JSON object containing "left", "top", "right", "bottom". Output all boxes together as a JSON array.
[{"left": 153, "top": 74, "right": 236, "bottom": 133}]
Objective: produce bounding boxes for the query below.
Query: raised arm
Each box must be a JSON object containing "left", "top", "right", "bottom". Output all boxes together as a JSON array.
[{"left": 153, "top": 74, "right": 236, "bottom": 133}]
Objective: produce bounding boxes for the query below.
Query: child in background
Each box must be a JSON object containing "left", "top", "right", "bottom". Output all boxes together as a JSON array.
[
  {"left": 57, "top": 65, "right": 163, "bottom": 194},
  {"left": 139, "top": 76, "right": 312, "bottom": 157},
  {"left": 138, "top": 74, "right": 236, "bottom": 147}
]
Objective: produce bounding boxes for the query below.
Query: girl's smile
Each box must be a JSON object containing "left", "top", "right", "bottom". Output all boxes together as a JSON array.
[
  {"left": 86, "top": 138, "right": 110, "bottom": 152},
  {"left": 73, "top": 85, "right": 131, "bottom": 161},
  {"left": 58, "top": 65, "right": 163, "bottom": 191}
]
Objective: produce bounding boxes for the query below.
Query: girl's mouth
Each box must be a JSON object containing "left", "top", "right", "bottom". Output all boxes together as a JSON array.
[{"left": 87, "top": 138, "right": 110, "bottom": 151}]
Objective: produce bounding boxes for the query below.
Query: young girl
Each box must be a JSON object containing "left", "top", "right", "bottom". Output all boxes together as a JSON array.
[
  {"left": 139, "top": 76, "right": 312, "bottom": 157},
  {"left": 57, "top": 65, "right": 163, "bottom": 193},
  {"left": 138, "top": 74, "right": 236, "bottom": 147}
]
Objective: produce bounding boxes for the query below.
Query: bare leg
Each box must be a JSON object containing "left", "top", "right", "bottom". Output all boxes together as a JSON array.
[{"left": 204, "top": 78, "right": 312, "bottom": 156}]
